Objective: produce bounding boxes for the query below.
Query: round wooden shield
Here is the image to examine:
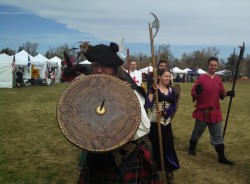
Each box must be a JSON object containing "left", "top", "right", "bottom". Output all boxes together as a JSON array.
[{"left": 57, "top": 74, "right": 141, "bottom": 153}]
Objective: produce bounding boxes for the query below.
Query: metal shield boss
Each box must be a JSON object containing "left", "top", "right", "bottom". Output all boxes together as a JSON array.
[{"left": 57, "top": 74, "right": 141, "bottom": 153}]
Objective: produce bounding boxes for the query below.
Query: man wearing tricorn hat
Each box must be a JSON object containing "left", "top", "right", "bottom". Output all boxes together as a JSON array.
[{"left": 75, "top": 42, "right": 159, "bottom": 183}]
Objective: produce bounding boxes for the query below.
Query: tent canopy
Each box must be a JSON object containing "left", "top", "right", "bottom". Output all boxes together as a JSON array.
[
  {"left": 79, "top": 60, "right": 91, "bottom": 65},
  {"left": 49, "top": 56, "right": 62, "bottom": 82},
  {"left": 13, "top": 50, "right": 36, "bottom": 65},
  {"left": 0, "top": 53, "right": 13, "bottom": 64},
  {"left": 34, "top": 53, "right": 49, "bottom": 62},
  {"left": 187, "top": 70, "right": 197, "bottom": 75},
  {"left": 215, "top": 70, "right": 228, "bottom": 75},
  {"left": 198, "top": 68, "right": 206, "bottom": 74},
  {"left": 0, "top": 53, "right": 13, "bottom": 88},
  {"left": 172, "top": 67, "right": 186, "bottom": 74},
  {"left": 182, "top": 68, "right": 192, "bottom": 73},
  {"left": 49, "top": 56, "right": 61, "bottom": 67},
  {"left": 139, "top": 66, "right": 153, "bottom": 74},
  {"left": 12, "top": 50, "right": 34, "bottom": 79}
]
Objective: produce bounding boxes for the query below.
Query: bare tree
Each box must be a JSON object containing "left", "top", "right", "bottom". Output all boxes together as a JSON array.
[
  {"left": 242, "top": 54, "right": 250, "bottom": 77},
  {"left": 0, "top": 48, "right": 16, "bottom": 55},
  {"left": 45, "top": 44, "right": 72, "bottom": 59},
  {"left": 155, "top": 44, "right": 175, "bottom": 68},
  {"left": 179, "top": 46, "right": 220, "bottom": 70},
  {"left": 18, "top": 42, "right": 39, "bottom": 56}
]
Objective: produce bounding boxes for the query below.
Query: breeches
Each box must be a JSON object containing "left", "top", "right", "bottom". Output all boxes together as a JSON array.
[{"left": 190, "top": 120, "right": 224, "bottom": 146}]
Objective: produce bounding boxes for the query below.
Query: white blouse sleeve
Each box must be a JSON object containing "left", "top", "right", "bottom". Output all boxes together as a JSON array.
[{"left": 131, "top": 90, "right": 151, "bottom": 140}]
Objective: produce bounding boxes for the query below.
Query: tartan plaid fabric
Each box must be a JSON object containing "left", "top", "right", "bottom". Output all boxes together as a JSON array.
[{"left": 78, "top": 136, "right": 160, "bottom": 184}]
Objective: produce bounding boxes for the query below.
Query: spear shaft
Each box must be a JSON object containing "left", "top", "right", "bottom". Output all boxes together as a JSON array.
[
  {"left": 127, "top": 49, "right": 130, "bottom": 75},
  {"left": 223, "top": 42, "right": 245, "bottom": 138}
]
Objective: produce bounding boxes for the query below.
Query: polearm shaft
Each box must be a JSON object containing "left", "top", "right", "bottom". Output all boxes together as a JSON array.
[
  {"left": 148, "top": 13, "right": 166, "bottom": 183},
  {"left": 127, "top": 49, "right": 130, "bottom": 75},
  {"left": 223, "top": 42, "right": 245, "bottom": 138}
]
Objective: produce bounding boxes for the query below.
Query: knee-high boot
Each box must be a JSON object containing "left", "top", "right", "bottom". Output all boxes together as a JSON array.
[
  {"left": 188, "top": 140, "right": 197, "bottom": 156},
  {"left": 215, "top": 144, "right": 235, "bottom": 166}
]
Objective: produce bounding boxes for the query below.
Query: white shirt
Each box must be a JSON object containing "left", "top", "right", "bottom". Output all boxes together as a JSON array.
[
  {"left": 132, "top": 90, "right": 151, "bottom": 140},
  {"left": 128, "top": 70, "right": 142, "bottom": 86}
]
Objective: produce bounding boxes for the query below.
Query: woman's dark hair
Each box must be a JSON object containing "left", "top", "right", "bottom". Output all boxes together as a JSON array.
[{"left": 158, "top": 68, "right": 170, "bottom": 76}]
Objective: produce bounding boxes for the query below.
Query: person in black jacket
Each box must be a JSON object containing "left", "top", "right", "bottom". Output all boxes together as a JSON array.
[{"left": 16, "top": 69, "right": 23, "bottom": 87}]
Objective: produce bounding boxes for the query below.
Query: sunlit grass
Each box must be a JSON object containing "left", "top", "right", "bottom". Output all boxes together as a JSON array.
[
  {"left": 0, "top": 82, "right": 249, "bottom": 184},
  {"left": 172, "top": 82, "right": 250, "bottom": 184}
]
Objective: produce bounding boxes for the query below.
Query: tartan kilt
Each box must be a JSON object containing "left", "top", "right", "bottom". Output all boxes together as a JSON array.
[{"left": 78, "top": 136, "right": 161, "bottom": 184}]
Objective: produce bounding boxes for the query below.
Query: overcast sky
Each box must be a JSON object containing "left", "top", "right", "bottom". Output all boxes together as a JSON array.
[{"left": 0, "top": 0, "right": 249, "bottom": 59}]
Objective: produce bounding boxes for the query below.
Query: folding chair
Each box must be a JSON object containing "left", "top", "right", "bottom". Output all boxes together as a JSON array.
[{"left": 23, "top": 78, "right": 31, "bottom": 87}]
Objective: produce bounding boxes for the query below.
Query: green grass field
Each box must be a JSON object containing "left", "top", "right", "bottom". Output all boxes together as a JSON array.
[{"left": 0, "top": 82, "right": 249, "bottom": 184}]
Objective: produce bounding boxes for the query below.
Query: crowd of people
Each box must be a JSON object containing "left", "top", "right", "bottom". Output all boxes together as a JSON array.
[
  {"left": 15, "top": 69, "right": 56, "bottom": 87},
  {"left": 60, "top": 42, "right": 236, "bottom": 184}
]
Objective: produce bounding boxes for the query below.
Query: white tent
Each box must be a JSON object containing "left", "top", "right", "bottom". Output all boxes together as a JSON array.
[
  {"left": 14, "top": 50, "right": 36, "bottom": 66},
  {"left": 172, "top": 67, "right": 186, "bottom": 74},
  {"left": 0, "top": 53, "right": 13, "bottom": 88},
  {"left": 13, "top": 50, "right": 39, "bottom": 79},
  {"left": 139, "top": 66, "right": 153, "bottom": 74},
  {"left": 79, "top": 60, "right": 91, "bottom": 65},
  {"left": 49, "top": 56, "right": 62, "bottom": 82},
  {"left": 182, "top": 68, "right": 192, "bottom": 73},
  {"left": 33, "top": 53, "right": 51, "bottom": 79},
  {"left": 198, "top": 68, "right": 206, "bottom": 74},
  {"left": 49, "top": 56, "right": 61, "bottom": 67},
  {"left": 34, "top": 53, "right": 49, "bottom": 62},
  {"left": 215, "top": 70, "right": 228, "bottom": 75}
]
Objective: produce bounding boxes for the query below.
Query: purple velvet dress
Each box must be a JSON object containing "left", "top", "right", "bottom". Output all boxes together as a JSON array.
[{"left": 146, "top": 87, "right": 180, "bottom": 173}]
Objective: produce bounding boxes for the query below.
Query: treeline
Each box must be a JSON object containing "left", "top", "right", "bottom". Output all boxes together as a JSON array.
[{"left": 1, "top": 42, "right": 250, "bottom": 78}]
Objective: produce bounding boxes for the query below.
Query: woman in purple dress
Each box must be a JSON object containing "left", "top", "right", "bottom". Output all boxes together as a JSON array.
[{"left": 146, "top": 69, "right": 180, "bottom": 184}]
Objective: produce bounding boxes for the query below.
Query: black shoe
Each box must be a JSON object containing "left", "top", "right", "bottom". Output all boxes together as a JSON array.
[
  {"left": 188, "top": 148, "right": 196, "bottom": 156},
  {"left": 188, "top": 140, "right": 197, "bottom": 156},
  {"left": 218, "top": 158, "right": 235, "bottom": 166},
  {"left": 215, "top": 144, "right": 235, "bottom": 166}
]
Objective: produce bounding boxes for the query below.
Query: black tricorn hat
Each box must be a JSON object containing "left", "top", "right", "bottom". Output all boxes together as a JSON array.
[{"left": 84, "top": 42, "right": 124, "bottom": 67}]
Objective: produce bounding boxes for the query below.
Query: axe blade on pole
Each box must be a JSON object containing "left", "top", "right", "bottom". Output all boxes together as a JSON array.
[
  {"left": 150, "top": 13, "right": 160, "bottom": 38},
  {"left": 149, "top": 13, "right": 166, "bottom": 184}
]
